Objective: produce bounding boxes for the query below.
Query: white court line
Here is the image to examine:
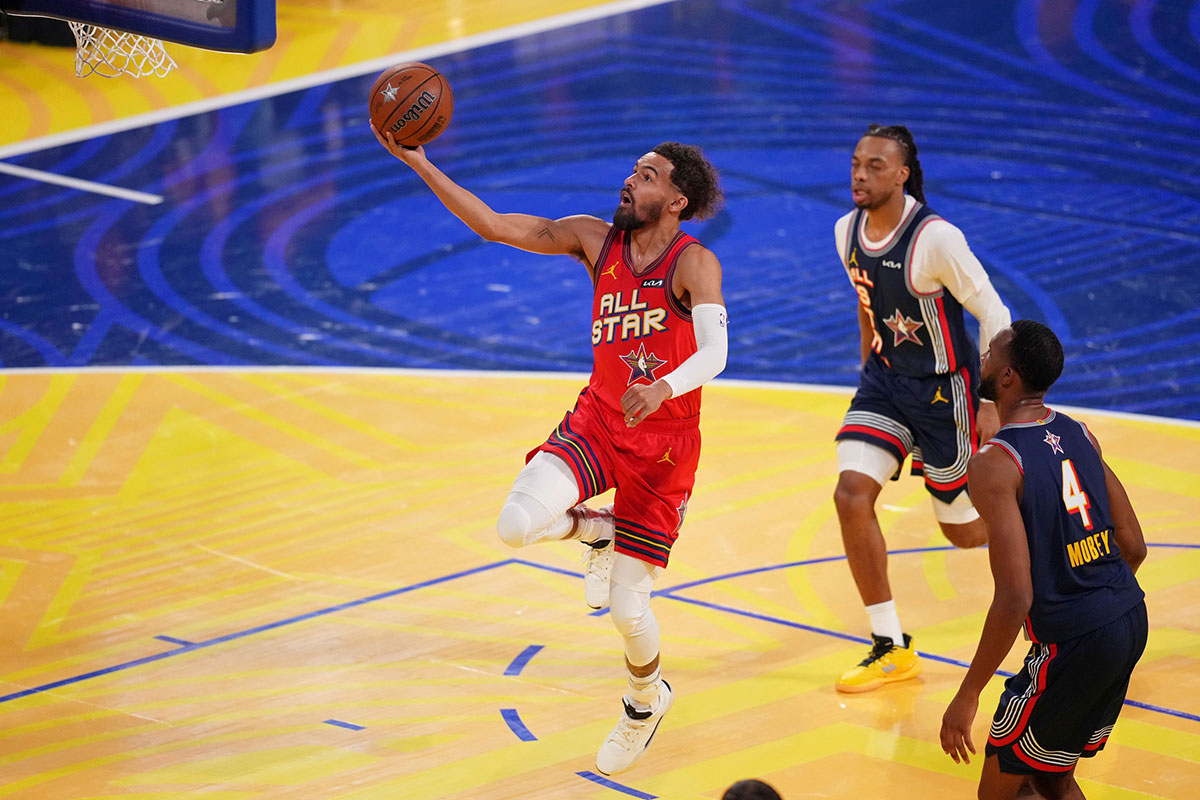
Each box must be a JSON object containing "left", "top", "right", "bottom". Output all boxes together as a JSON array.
[
  {"left": 0, "top": 0, "right": 678, "bottom": 161},
  {"left": 193, "top": 543, "right": 299, "bottom": 580},
  {"left": 0, "top": 162, "right": 164, "bottom": 205}
]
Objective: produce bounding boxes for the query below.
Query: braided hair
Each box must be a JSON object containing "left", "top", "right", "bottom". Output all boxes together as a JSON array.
[{"left": 864, "top": 123, "right": 926, "bottom": 204}]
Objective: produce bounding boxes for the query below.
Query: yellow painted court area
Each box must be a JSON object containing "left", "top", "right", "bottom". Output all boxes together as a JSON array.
[
  {"left": 0, "top": 371, "right": 1196, "bottom": 798},
  {"left": 0, "top": 0, "right": 633, "bottom": 148}
]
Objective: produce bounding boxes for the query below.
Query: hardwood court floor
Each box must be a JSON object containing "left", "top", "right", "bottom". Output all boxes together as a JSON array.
[{"left": 0, "top": 371, "right": 1196, "bottom": 798}]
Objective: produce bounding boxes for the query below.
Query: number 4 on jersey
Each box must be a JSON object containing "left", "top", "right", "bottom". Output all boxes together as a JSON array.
[{"left": 1061, "top": 459, "right": 1094, "bottom": 530}]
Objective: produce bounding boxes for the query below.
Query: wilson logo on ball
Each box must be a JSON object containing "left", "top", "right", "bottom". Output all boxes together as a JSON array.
[{"left": 387, "top": 91, "right": 436, "bottom": 133}]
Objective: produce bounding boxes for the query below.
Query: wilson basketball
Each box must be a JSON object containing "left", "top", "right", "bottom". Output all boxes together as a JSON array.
[{"left": 368, "top": 62, "right": 454, "bottom": 148}]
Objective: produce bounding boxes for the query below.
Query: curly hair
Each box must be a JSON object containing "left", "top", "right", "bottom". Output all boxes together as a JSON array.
[
  {"left": 864, "top": 123, "right": 926, "bottom": 204},
  {"left": 652, "top": 141, "right": 724, "bottom": 222}
]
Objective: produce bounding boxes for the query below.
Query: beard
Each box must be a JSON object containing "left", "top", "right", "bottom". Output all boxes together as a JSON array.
[
  {"left": 612, "top": 198, "right": 663, "bottom": 231},
  {"left": 979, "top": 374, "right": 997, "bottom": 402}
]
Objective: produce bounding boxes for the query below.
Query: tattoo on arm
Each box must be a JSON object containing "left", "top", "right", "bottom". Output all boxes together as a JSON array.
[{"left": 537, "top": 227, "right": 557, "bottom": 243}]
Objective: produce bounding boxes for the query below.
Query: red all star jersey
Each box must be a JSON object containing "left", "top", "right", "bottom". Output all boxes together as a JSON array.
[{"left": 587, "top": 227, "right": 702, "bottom": 424}]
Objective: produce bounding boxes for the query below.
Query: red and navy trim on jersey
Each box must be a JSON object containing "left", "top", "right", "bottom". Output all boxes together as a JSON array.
[
  {"left": 663, "top": 239, "right": 698, "bottom": 322},
  {"left": 615, "top": 517, "right": 675, "bottom": 568},
  {"left": 543, "top": 405, "right": 608, "bottom": 499}
]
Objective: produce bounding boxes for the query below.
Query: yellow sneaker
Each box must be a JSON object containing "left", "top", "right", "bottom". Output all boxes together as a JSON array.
[{"left": 835, "top": 633, "right": 921, "bottom": 693}]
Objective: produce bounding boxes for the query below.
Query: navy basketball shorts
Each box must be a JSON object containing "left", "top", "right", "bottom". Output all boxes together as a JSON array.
[
  {"left": 835, "top": 354, "right": 978, "bottom": 504},
  {"left": 986, "top": 601, "right": 1148, "bottom": 775}
]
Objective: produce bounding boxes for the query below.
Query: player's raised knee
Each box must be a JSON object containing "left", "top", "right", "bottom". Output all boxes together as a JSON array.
[{"left": 496, "top": 501, "right": 533, "bottom": 549}]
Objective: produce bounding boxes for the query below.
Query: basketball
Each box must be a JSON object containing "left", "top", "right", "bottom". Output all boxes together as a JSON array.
[{"left": 368, "top": 62, "right": 454, "bottom": 148}]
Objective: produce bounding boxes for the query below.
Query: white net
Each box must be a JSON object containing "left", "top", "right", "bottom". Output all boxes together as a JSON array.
[{"left": 68, "top": 22, "right": 178, "bottom": 78}]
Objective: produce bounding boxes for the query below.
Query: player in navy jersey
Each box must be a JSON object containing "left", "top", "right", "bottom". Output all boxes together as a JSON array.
[
  {"left": 832, "top": 124, "right": 1012, "bottom": 692},
  {"left": 941, "top": 320, "right": 1147, "bottom": 800},
  {"left": 373, "top": 128, "right": 729, "bottom": 775}
]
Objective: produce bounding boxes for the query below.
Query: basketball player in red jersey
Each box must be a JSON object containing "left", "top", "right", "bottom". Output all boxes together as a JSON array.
[{"left": 374, "top": 128, "right": 728, "bottom": 776}]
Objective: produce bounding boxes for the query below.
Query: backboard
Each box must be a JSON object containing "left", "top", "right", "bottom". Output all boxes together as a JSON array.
[{"left": 2, "top": 0, "right": 274, "bottom": 52}]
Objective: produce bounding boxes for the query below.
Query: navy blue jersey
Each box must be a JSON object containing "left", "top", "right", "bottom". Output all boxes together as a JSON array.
[
  {"left": 987, "top": 411, "right": 1143, "bottom": 643},
  {"left": 844, "top": 202, "right": 978, "bottom": 378}
]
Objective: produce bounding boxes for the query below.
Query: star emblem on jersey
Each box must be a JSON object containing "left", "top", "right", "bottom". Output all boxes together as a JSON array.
[
  {"left": 381, "top": 83, "right": 399, "bottom": 102},
  {"left": 1044, "top": 430, "right": 1064, "bottom": 454},
  {"left": 620, "top": 344, "right": 667, "bottom": 385},
  {"left": 883, "top": 310, "right": 924, "bottom": 346}
]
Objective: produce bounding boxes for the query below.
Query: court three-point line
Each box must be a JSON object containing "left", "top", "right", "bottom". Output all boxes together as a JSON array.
[{"left": 0, "top": 162, "right": 163, "bottom": 205}]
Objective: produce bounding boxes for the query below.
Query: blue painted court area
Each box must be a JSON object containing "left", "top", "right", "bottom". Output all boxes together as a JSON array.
[{"left": 1, "top": 0, "right": 1198, "bottom": 418}]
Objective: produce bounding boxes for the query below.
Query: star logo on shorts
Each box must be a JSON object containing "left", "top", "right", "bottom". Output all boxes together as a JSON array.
[
  {"left": 620, "top": 344, "right": 667, "bottom": 385},
  {"left": 381, "top": 83, "right": 399, "bottom": 102},
  {"left": 883, "top": 310, "right": 924, "bottom": 346},
  {"left": 1044, "top": 430, "right": 1063, "bottom": 454}
]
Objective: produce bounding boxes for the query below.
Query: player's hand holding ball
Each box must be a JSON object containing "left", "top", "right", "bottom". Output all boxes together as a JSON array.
[{"left": 368, "top": 61, "right": 453, "bottom": 163}]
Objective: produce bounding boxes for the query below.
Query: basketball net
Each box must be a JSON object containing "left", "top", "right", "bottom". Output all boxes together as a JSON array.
[{"left": 68, "top": 22, "right": 177, "bottom": 78}]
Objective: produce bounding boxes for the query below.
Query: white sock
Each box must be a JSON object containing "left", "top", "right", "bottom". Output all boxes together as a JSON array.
[
  {"left": 865, "top": 600, "right": 905, "bottom": 646},
  {"left": 626, "top": 665, "right": 662, "bottom": 713}
]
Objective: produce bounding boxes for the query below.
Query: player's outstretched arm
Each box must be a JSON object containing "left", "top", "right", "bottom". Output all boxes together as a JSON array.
[
  {"left": 1087, "top": 432, "right": 1147, "bottom": 574},
  {"left": 941, "top": 446, "right": 1031, "bottom": 765},
  {"left": 371, "top": 128, "right": 608, "bottom": 261}
]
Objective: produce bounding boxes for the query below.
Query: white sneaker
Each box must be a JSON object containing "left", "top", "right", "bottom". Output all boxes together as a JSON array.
[
  {"left": 582, "top": 537, "right": 615, "bottom": 609},
  {"left": 595, "top": 680, "right": 673, "bottom": 776},
  {"left": 575, "top": 504, "right": 614, "bottom": 609}
]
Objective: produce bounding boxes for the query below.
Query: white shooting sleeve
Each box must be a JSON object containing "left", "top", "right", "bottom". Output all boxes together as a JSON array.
[
  {"left": 911, "top": 220, "right": 1012, "bottom": 351},
  {"left": 661, "top": 303, "right": 728, "bottom": 397}
]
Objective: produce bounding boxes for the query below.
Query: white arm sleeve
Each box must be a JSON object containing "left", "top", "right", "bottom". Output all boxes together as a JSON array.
[
  {"left": 962, "top": 281, "right": 1012, "bottom": 352},
  {"left": 661, "top": 303, "right": 728, "bottom": 397},
  {"left": 911, "top": 221, "right": 1012, "bottom": 351}
]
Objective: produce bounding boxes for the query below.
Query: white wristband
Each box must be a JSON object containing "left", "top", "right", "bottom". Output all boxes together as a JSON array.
[{"left": 661, "top": 303, "right": 728, "bottom": 397}]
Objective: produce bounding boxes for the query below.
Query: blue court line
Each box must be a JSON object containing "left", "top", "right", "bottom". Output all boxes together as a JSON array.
[
  {"left": 153, "top": 635, "right": 194, "bottom": 647},
  {"left": 323, "top": 719, "right": 365, "bottom": 731},
  {"left": 3, "top": 547, "right": 1195, "bottom": 725},
  {"left": 510, "top": 558, "right": 587, "bottom": 579},
  {"left": 0, "top": 559, "right": 515, "bottom": 706},
  {"left": 504, "top": 644, "right": 545, "bottom": 677},
  {"left": 662, "top": 592, "right": 1199, "bottom": 724},
  {"left": 576, "top": 770, "right": 657, "bottom": 799},
  {"left": 500, "top": 708, "right": 537, "bottom": 742},
  {"left": 589, "top": 548, "right": 955, "bottom": 617}
]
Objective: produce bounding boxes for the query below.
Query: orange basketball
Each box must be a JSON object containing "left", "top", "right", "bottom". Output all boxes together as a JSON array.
[{"left": 368, "top": 62, "right": 454, "bottom": 148}]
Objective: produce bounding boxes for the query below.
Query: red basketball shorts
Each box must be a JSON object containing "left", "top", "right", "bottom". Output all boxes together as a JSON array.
[{"left": 527, "top": 387, "right": 700, "bottom": 568}]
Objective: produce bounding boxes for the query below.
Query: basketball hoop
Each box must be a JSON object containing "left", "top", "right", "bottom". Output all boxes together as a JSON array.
[{"left": 68, "top": 21, "right": 177, "bottom": 78}]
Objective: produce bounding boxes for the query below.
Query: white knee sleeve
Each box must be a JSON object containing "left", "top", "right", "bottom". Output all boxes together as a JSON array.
[
  {"left": 609, "top": 554, "right": 662, "bottom": 667},
  {"left": 836, "top": 439, "right": 901, "bottom": 487},
  {"left": 931, "top": 491, "right": 980, "bottom": 524},
  {"left": 496, "top": 494, "right": 544, "bottom": 548},
  {"left": 495, "top": 453, "right": 582, "bottom": 548}
]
